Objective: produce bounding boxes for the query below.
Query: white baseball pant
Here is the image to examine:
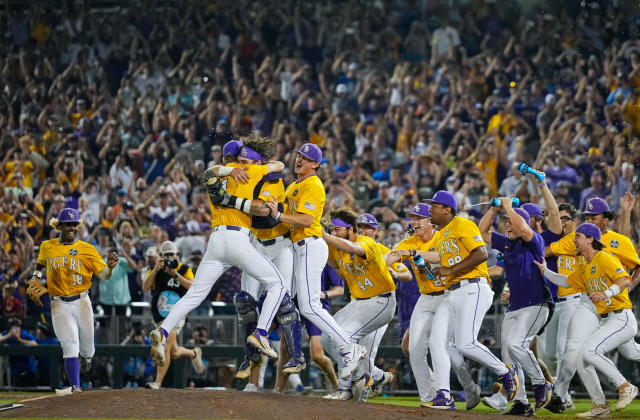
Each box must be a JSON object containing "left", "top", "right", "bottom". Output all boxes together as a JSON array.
[
  {"left": 241, "top": 235, "right": 294, "bottom": 299},
  {"left": 577, "top": 308, "right": 638, "bottom": 405},
  {"left": 359, "top": 324, "right": 388, "bottom": 383},
  {"left": 161, "top": 227, "right": 285, "bottom": 334},
  {"left": 501, "top": 304, "right": 549, "bottom": 403},
  {"left": 321, "top": 292, "right": 397, "bottom": 389},
  {"left": 292, "top": 237, "right": 352, "bottom": 353},
  {"left": 51, "top": 293, "right": 95, "bottom": 359},
  {"left": 409, "top": 292, "right": 477, "bottom": 402},
  {"left": 430, "top": 281, "right": 508, "bottom": 391}
]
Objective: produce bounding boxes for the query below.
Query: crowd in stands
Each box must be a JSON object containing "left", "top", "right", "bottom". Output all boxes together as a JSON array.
[{"left": 2, "top": 0, "right": 640, "bottom": 374}]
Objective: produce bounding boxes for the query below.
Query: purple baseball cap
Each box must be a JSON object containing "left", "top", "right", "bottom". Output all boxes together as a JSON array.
[
  {"left": 356, "top": 213, "right": 379, "bottom": 229},
  {"left": 512, "top": 207, "right": 530, "bottom": 223},
  {"left": 425, "top": 190, "right": 457, "bottom": 211},
  {"left": 410, "top": 203, "right": 431, "bottom": 218},
  {"left": 576, "top": 223, "right": 603, "bottom": 246},
  {"left": 222, "top": 140, "right": 242, "bottom": 157},
  {"left": 240, "top": 145, "right": 264, "bottom": 161},
  {"left": 521, "top": 203, "right": 543, "bottom": 218},
  {"left": 583, "top": 197, "right": 611, "bottom": 215},
  {"left": 298, "top": 143, "right": 322, "bottom": 163},
  {"left": 58, "top": 208, "right": 80, "bottom": 223}
]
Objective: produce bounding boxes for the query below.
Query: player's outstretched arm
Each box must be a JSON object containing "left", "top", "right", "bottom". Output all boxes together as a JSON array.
[
  {"left": 265, "top": 160, "right": 284, "bottom": 173},
  {"left": 26, "top": 263, "right": 48, "bottom": 307},
  {"left": 533, "top": 258, "right": 570, "bottom": 288},
  {"left": 478, "top": 206, "right": 497, "bottom": 246},
  {"left": 98, "top": 251, "right": 120, "bottom": 280},
  {"left": 322, "top": 231, "right": 366, "bottom": 257}
]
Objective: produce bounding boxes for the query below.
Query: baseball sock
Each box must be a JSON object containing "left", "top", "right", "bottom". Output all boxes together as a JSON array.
[
  {"left": 257, "top": 328, "right": 268, "bottom": 337},
  {"left": 159, "top": 327, "right": 169, "bottom": 339},
  {"left": 64, "top": 357, "right": 81, "bottom": 388}
]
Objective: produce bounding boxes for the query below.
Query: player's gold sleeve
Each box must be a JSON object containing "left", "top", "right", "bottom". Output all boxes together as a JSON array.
[
  {"left": 612, "top": 234, "right": 640, "bottom": 270},
  {"left": 566, "top": 270, "right": 585, "bottom": 293},
  {"left": 81, "top": 242, "right": 107, "bottom": 274},
  {"left": 457, "top": 219, "right": 486, "bottom": 253},
  {"left": 549, "top": 232, "right": 576, "bottom": 256},
  {"left": 296, "top": 179, "right": 323, "bottom": 217}
]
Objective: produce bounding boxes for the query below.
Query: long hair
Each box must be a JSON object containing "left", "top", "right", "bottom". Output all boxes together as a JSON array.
[
  {"left": 240, "top": 133, "right": 276, "bottom": 161},
  {"left": 329, "top": 207, "right": 359, "bottom": 231}
]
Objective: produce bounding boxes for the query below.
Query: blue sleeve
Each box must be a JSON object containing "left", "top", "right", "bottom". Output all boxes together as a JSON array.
[
  {"left": 324, "top": 264, "right": 343, "bottom": 288},
  {"left": 21, "top": 331, "right": 36, "bottom": 341},
  {"left": 526, "top": 232, "right": 545, "bottom": 260},
  {"left": 491, "top": 232, "right": 507, "bottom": 252}
]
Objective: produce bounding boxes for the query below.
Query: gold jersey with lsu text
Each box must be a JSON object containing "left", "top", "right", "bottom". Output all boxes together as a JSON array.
[
  {"left": 37, "top": 239, "right": 106, "bottom": 297},
  {"left": 566, "top": 251, "right": 632, "bottom": 315},
  {"left": 433, "top": 216, "right": 490, "bottom": 285},
  {"left": 376, "top": 242, "right": 409, "bottom": 275},
  {"left": 209, "top": 163, "right": 269, "bottom": 229},
  {"left": 548, "top": 231, "right": 581, "bottom": 296},
  {"left": 253, "top": 178, "right": 289, "bottom": 240},
  {"left": 393, "top": 234, "right": 446, "bottom": 294},
  {"left": 284, "top": 175, "right": 324, "bottom": 243},
  {"left": 327, "top": 235, "right": 395, "bottom": 299}
]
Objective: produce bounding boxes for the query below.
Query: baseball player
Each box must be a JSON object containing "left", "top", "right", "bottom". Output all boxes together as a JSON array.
[
  {"left": 536, "top": 223, "right": 639, "bottom": 418},
  {"left": 419, "top": 190, "right": 519, "bottom": 409},
  {"left": 265, "top": 143, "right": 365, "bottom": 381},
  {"left": 142, "top": 240, "right": 205, "bottom": 389},
  {"left": 150, "top": 135, "right": 287, "bottom": 366},
  {"left": 26, "top": 208, "right": 119, "bottom": 395},
  {"left": 544, "top": 197, "right": 640, "bottom": 413},
  {"left": 386, "top": 204, "right": 480, "bottom": 409},
  {"left": 320, "top": 207, "right": 397, "bottom": 400},
  {"left": 478, "top": 199, "right": 553, "bottom": 415}
]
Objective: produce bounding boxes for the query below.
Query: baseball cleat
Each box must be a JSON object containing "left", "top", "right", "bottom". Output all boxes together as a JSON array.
[
  {"left": 615, "top": 382, "right": 638, "bottom": 410},
  {"left": 145, "top": 382, "right": 160, "bottom": 390},
  {"left": 421, "top": 389, "right": 456, "bottom": 410},
  {"left": 79, "top": 357, "right": 92, "bottom": 373},
  {"left": 235, "top": 356, "right": 252, "bottom": 379},
  {"left": 247, "top": 330, "right": 278, "bottom": 359},
  {"left": 191, "top": 347, "right": 206, "bottom": 374},
  {"left": 243, "top": 383, "right": 259, "bottom": 392},
  {"left": 482, "top": 391, "right": 508, "bottom": 411},
  {"left": 545, "top": 394, "right": 566, "bottom": 414},
  {"left": 465, "top": 384, "right": 482, "bottom": 410},
  {"left": 282, "top": 357, "right": 306, "bottom": 374},
  {"left": 295, "top": 384, "right": 313, "bottom": 395},
  {"left": 322, "top": 389, "right": 352, "bottom": 400},
  {"left": 503, "top": 401, "right": 535, "bottom": 417},
  {"left": 55, "top": 386, "right": 82, "bottom": 396},
  {"left": 339, "top": 343, "right": 367, "bottom": 380},
  {"left": 576, "top": 403, "right": 612, "bottom": 418},
  {"left": 368, "top": 371, "right": 394, "bottom": 399},
  {"left": 498, "top": 364, "right": 519, "bottom": 402},
  {"left": 150, "top": 330, "right": 166, "bottom": 367},
  {"left": 534, "top": 381, "right": 553, "bottom": 409}
]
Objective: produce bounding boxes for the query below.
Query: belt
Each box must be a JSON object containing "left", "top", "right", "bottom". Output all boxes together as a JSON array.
[
  {"left": 448, "top": 277, "right": 488, "bottom": 291},
  {"left": 424, "top": 290, "right": 446, "bottom": 296},
  {"left": 356, "top": 292, "right": 393, "bottom": 301},
  {"left": 601, "top": 309, "right": 625, "bottom": 318},
  {"left": 294, "top": 236, "right": 320, "bottom": 247},
  {"left": 258, "top": 232, "right": 290, "bottom": 246},
  {"left": 52, "top": 291, "right": 88, "bottom": 302},
  {"left": 557, "top": 294, "right": 581, "bottom": 302},
  {"left": 213, "top": 225, "right": 252, "bottom": 236}
]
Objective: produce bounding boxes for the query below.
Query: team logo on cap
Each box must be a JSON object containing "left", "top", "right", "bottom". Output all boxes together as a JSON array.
[
  {"left": 413, "top": 205, "right": 420, "bottom": 213},
  {"left": 69, "top": 248, "right": 78, "bottom": 256},
  {"left": 610, "top": 239, "right": 619, "bottom": 248},
  {"left": 304, "top": 145, "right": 310, "bottom": 152},
  {"left": 241, "top": 148, "right": 248, "bottom": 156},
  {"left": 587, "top": 202, "right": 593, "bottom": 211},
  {"left": 67, "top": 210, "right": 75, "bottom": 220},
  {"left": 591, "top": 265, "right": 596, "bottom": 274}
]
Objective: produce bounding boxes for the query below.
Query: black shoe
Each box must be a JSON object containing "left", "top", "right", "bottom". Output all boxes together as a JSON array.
[
  {"left": 503, "top": 401, "right": 535, "bottom": 417},
  {"left": 545, "top": 394, "right": 566, "bottom": 414}
]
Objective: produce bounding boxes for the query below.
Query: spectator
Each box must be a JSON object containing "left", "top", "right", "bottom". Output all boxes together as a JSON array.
[
  {"left": 175, "top": 221, "right": 206, "bottom": 262},
  {"left": 0, "top": 317, "right": 38, "bottom": 386}
]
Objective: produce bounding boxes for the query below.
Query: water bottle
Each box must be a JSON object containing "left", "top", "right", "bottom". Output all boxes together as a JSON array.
[
  {"left": 412, "top": 252, "right": 435, "bottom": 280},
  {"left": 518, "top": 163, "right": 545, "bottom": 182},
  {"left": 490, "top": 197, "right": 520, "bottom": 207}
]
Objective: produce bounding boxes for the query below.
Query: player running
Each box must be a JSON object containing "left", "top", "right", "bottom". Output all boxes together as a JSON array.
[
  {"left": 535, "top": 223, "right": 638, "bottom": 418},
  {"left": 26, "top": 208, "right": 119, "bottom": 395}
]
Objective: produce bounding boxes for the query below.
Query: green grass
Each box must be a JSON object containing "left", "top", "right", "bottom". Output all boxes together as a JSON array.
[{"left": 369, "top": 396, "right": 640, "bottom": 418}]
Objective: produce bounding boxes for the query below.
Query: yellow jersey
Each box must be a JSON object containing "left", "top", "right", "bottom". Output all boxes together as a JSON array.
[
  {"left": 550, "top": 230, "right": 640, "bottom": 271},
  {"left": 253, "top": 178, "right": 289, "bottom": 240},
  {"left": 434, "top": 217, "right": 490, "bottom": 285},
  {"left": 327, "top": 235, "right": 395, "bottom": 299},
  {"left": 209, "top": 163, "right": 269, "bottom": 229},
  {"left": 566, "top": 251, "right": 632, "bottom": 315},
  {"left": 284, "top": 175, "right": 324, "bottom": 243},
  {"left": 37, "top": 239, "right": 106, "bottom": 297},
  {"left": 393, "top": 234, "right": 446, "bottom": 294}
]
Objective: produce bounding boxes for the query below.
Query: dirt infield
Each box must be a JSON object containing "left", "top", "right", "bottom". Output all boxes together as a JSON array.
[{"left": 1, "top": 388, "right": 509, "bottom": 419}]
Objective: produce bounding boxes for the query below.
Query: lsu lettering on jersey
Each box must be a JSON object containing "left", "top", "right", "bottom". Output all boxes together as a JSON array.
[
  {"left": 393, "top": 234, "right": 446, "bottom": 294},
  {"left": 284, "top": 175, "right": 324, "bottom": 243},
  {"left": 566, "top": 251, "right": 632, "bottom": 315},
  {"left": 37, "top": 239, "right": 106, "bottom": 296},
  {"left": 327, "top": 235, "right": 395, "bottom": 299},
  {"left": 550, "top": 230, "right": 640, "bottom": 272},
  {"left": 253, "top": 178, "right": 289, "bottom": 240},
  {"left": 548, "top": 232, "right": 580, "bottom": 296},
  {"left": 434, "top": 217, "right": 490, "bottom": 284},
  {"left": 209, "top": 163, "right": 268, "bottom": 229},
  {"left": 377, "top": 242, "right": 409, "bottom": 274}
]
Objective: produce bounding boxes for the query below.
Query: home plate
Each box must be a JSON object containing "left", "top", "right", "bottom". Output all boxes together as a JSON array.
[{"left": 0, "top": 403, "right": 24, "bottom": 411}]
